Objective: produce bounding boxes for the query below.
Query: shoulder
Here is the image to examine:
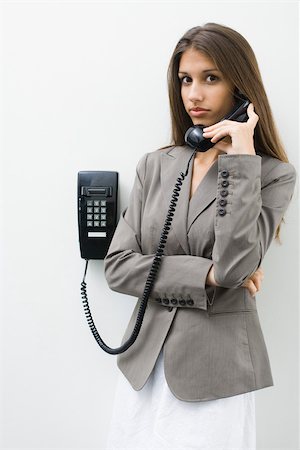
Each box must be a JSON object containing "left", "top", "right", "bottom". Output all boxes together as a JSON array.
[{"left": 135, "top": 145, "right": 176, "bottom": 179}]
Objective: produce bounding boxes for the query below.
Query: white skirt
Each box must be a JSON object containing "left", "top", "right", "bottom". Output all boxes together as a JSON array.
[{"left": 105, "top": 347, "right": 256, "bottom": 450}]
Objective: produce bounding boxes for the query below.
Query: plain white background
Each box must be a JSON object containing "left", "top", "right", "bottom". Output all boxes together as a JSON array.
[{"left": 0, "top": 1, "right": 299, "bottom": 449}]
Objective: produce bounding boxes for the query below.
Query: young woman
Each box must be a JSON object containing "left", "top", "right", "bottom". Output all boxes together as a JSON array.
[{"left": 104, "top": 23, "right": 297, "bottom": 449}]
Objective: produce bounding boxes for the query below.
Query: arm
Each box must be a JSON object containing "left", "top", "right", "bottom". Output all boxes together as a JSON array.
[
  {"left": 212, "top": 154, "right": 297, "bottom": 288},
  {"left": 103, "top": 153, "right": 214, "bottom": 310}
]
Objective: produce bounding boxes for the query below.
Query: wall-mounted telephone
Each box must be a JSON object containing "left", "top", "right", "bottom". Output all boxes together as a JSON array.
[
  {"left": 78, "top": 91, "right": 251, "bottom": 355},
  {"left": 78, "top": 171, "right": 118, "bottom": 259}
]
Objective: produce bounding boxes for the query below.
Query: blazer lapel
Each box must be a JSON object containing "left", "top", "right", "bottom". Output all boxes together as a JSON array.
[
  {"left": 161, "top": 145, "right": 217, "bottom": 255},
  {"left": 187, "top": 158, "right": 218, "bottom": 232}
]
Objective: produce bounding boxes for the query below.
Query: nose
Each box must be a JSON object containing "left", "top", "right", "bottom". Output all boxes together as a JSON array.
[{"left": 187, "top": 81, "right": 205, "bottom": 102}]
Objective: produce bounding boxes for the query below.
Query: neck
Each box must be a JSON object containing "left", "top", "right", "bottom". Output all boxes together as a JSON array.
[{"left": 194, "top": 148, "right": 225, "bottom": 165}]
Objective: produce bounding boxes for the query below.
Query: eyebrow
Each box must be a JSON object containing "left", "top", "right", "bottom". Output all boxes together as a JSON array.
[{"left": 178, "top": 68, "right": 219, "bottom": 74}]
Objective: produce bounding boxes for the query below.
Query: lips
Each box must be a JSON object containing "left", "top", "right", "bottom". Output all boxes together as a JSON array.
[{"left": 190, "top": 107, "right": 209, "bottom": 111}]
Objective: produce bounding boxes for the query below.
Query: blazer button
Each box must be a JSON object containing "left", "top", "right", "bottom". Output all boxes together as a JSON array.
[
  {"left": 155, "top": 297, "right": 162, "bottom": 303},
  {"left": 187, "top": 299, "right": 194, "bottom": 306},
  {"left": 179, "top": 299, "right": 186, "bottom": 306},
  {"left": 171, "top": 298, "right": 178, "bottom": 305},
  {"left": 221, "top": 180, "right": 229, "bottom": 187},
  {"left": 168, "top": 306, "right": 173, "bottom": 312},
  {"left": 218, "top": 208, "right": 226, "bottom": 216},
  {"left": 220, "top": 189, "right": 228, "bottom": 197},
  {"left": 219, "top": 198, "right": 227, "bottom": 207},
  {"left": 163, "top": 297, "right": 170, "bottom": 305},
  {"left": 221, "top": 169, "right": 229, "bottom": 178}
]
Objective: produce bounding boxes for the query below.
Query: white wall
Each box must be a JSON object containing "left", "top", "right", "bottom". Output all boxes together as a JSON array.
[{"left": 0, "top": 1, "right": 299, "bottom": 449}]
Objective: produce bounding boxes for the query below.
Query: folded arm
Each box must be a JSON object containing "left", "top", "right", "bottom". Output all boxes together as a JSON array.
[
  {"left": 104, "top": 152, "right": 297, "bottom": 309},
  {"left": 212, "top": 154, "right": 297, "bottom": 288},
  {"left": 104, "top": 153, "right": 213, "bottom": 310}
]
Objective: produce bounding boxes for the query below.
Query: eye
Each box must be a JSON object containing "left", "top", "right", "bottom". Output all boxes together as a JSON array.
[
  {"left": 207, "top": 74, "right": 219, "bottom": 83},
  {"left": 179, "top": 74, "right": 219, "bottom": 84}
]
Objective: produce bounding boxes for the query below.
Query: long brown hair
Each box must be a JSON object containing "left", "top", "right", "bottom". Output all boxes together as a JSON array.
[{"left": 160, "top": 23, "right": 291, "bottom": 243}]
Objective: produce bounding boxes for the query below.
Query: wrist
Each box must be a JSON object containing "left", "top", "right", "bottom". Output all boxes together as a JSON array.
[{"left": 226, "top": 147, "right": 256, "bottom": 156}]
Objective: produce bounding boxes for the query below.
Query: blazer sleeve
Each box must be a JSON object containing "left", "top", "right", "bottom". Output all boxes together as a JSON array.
[
  {"left": 103, "top": 152, "right": 214, "bottom": 310},
  {"left": 212, "top": 154, "right": 297, "bottom": 288}
]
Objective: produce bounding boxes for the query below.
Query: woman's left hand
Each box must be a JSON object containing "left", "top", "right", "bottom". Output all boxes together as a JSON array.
[{"left": 202, "top": 103, "right": 259, "bottom": 156}]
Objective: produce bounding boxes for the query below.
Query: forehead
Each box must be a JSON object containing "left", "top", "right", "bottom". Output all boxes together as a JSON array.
[{"left": 179, "top": 48, "right": 216, "bottom": 70}]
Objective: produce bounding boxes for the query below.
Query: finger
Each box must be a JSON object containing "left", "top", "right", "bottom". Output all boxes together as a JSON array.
[
  {"left": 209, "top": 128, "right": 232, "bottom": 143},
  {"left": 247, "top": 103, "right": 259, "bottom": 127},
  {"left": 252, "top": 269, "right": 264, "bottom": 282},
  {"left": 250, "top": 273, "right": 262, "bottom": 290},
  {"left": 247, "top": 280, "right": 258, "bottom": 296},
  {"left": 257, "top": 271, "right": 264, "bottom": 280},
  {"left": 252, "top": 278, "right": 261, "bottom": 292},
  {"left": 257, "top": 267, "right": 264, "bottom": 277},
  {"left": 203, "top": 125, "right": 232, "bottom": 138},
  {"left": 203, "top": 120, "right": 231, "bottom": 132}
]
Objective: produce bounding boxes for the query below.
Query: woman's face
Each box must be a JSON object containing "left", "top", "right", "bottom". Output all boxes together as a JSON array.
[{"left": 178, "top": 48, "right": 236, "bottom": 127}]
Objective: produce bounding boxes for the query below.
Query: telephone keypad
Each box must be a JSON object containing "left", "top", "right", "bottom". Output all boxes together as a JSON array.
[{"left": 86, "top": 199, "right": 107, "bottom": 228}]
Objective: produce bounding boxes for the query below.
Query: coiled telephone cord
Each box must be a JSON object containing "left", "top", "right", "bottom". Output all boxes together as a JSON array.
[{"left": 80, "top": 148, "right": 197, "bottom": 354}]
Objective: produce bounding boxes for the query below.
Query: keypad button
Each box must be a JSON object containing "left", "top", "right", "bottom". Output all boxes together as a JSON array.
[
  {"left": 101, "top": 214, "right": 106, "bottom": 220},
  {"left": 101, "top": 221, "right": 106, "bottom": 227},
  {"left": 87, "top": 221, "right": 93, "bottom": 227},
  {"left": 87, "top": 214, "right": 93, "bottom": 220},
  {"left": 94, "top": 214, "right": 99, "bottom": 220},
  {"left": 101, "top": 207, "right": 106, "bottom": 213},
  {"left": 94, "top": 221, "right": 100, "bottom": 226},
  {"left": 101, "top": 200, "right": 106, "bottom": 206},
  {"left": 94, "top": 207, "right": 99, "bottom": 213},
  {"left": 94, "top": 200, "right": 100, "bottom": 206},
  {"left": 87, "top": 200, "right": 93, "bottom": 206},
  {"left": 87, "top": 207, "right": 93, "bottom": 213}
]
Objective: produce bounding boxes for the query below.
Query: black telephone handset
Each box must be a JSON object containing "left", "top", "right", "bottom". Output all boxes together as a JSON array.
[
  {"left": 184, "top": 92, "right": 250, "bottom": 151},
  {"left": 78, "top": 92, "right": 252, "bottom": 355}
]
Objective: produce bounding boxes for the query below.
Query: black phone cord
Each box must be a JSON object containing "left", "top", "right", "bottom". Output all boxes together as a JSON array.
[{"left": 80, "top": 148, "right": 197, "bottom": 354}]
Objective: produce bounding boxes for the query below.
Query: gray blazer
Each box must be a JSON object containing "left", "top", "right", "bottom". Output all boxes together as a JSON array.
[{"left": 103, "top": 145, "right": 297, "bottom": 402}]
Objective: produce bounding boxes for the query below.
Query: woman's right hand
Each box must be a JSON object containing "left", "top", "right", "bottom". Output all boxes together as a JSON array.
[{"left": 241, "top": 267, "right": 264, "bottom": 296}]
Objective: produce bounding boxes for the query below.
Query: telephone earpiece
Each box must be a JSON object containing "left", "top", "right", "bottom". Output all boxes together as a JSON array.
[{"left": 184, "top": 90, "right": 250, "bottom": 152}]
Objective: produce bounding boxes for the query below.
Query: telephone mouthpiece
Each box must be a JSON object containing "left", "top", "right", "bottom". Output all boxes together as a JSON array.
[{"left": 184, "top": 125, "right": 216, "bottom": 152}]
